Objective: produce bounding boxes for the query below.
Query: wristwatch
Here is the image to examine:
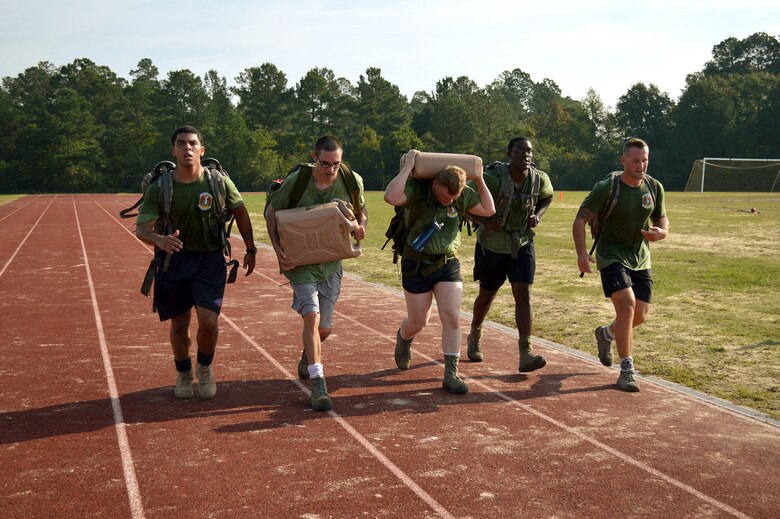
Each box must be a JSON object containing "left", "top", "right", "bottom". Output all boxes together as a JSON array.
[{"left": 246, "top": 247, "right": 257, "bottom": 254}]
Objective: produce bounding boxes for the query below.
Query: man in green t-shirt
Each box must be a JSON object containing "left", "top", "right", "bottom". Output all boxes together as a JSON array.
[
  {"left": 384, "top": 149, "right": 495, "bottom": 395},
  {"left": 572, "top": 137, "right": 669, "bottom": 392},
  {"left": 136, "top": 125, "right": 256, "bottom": 400},
  {"left": 265, "top": 135, "right": 367, "bottom": 411},
  {"left": 465, "top": 137, "right": 554, "bottom": 373}
]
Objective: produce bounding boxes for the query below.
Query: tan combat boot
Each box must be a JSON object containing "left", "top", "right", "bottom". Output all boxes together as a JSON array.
[
  {"left": 466, "top": 324, "right": 483, "bottom": 362},
  {"left": 518, "top": 339, "right": 546, "bottom": 373}
]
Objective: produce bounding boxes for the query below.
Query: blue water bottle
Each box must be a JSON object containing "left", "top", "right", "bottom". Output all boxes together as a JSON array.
[{"left": 411, "top": 218, "right": 443, "bottom": 252}]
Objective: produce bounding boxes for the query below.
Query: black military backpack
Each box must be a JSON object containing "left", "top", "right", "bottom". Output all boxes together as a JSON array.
[{"left": 120, "top": 158, "right": 239, "bottom": 303}]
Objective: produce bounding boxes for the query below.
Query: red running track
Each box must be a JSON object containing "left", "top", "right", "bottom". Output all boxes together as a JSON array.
[{"left": 1, "top": 195, "right": 778, "bottom": 519}]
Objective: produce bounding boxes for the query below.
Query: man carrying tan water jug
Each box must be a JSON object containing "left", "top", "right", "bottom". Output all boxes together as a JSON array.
[{"left": 265, "top": 135, "right": 367, "bottom": 411}]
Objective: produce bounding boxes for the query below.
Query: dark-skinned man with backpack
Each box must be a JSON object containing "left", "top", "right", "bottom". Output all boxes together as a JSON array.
[{"left": 466, "top": 137, "right": 554, "bottom": 374}]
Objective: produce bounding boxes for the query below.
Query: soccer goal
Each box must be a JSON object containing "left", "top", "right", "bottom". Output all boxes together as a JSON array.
[{"left": 684, "top": 158, "right": 780, "bottom": 192}]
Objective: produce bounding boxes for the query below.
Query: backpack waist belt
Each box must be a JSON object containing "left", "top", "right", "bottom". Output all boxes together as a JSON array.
[
  {"left": 510, "top": 231, "right": 520, "bottom": 259},
  {"left": 480, "top": 231, "right": 521, "bottom": 259},
  {"left": 510, "top": 228, "right": 536, "bottom": 259},
  {"left": 402, "top": 247, "right": 457, "bottom": 278}
]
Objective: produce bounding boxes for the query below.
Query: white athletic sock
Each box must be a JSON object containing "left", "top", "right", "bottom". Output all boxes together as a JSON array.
[
  {"left": 604, "top": 325, "right": 615, "bottom": 341},
  {"left": 619, "top": 357, "right": 634, "bottom": 373},
  {"left": 307, "top": 363, "right": 324, "bottom": 379}
]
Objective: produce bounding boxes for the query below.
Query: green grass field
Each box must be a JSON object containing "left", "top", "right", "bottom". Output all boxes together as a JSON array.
[
  {"left": 0, "top": 195, "right": 24, "bottom": 205},
  {"left": 246, "top": 191, "right": 780, "bottom": 420}
]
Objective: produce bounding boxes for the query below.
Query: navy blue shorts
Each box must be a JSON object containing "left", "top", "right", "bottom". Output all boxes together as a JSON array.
[
  {"left": 154, "top": 249, "right": 227, "bottom": 321},
  {"left": 600, "top": 262, "right": 653, "bottom": 303},
  {"left": 402, "top": 257, "right": 462, "bottom": 294},
  {"left": 473, "top": 241, "right": 535, "bottom": 291}
]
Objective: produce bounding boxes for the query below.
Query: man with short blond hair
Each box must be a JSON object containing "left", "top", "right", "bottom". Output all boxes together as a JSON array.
[
  {"left": 572, "top": 137, "right": 669, "bottom": 392},
  {"left": 384, "top": 150, "right": 495, "bottom": 395}
]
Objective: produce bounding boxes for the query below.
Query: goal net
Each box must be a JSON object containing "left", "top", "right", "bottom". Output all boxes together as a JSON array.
[{"left": 684, "top": 158, "right": 780, "bottom": 192}]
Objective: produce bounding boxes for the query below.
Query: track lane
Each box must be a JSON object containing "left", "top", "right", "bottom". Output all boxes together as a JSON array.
[
  {"left": 90, "top": 194, "right": 780, "bottom": 518},
  {"left": 0, "top": 195, "right": 134, "bottom": 519},
  {"left": 1, "top": 194, "right": 777, "bottom": 518}
]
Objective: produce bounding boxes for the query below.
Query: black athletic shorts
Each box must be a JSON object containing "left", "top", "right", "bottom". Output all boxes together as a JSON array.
[
  {"left": 154, "top": 249, "right": 227, "bottom": 321},
  {"left": 402, "top": 257, "right": 462, "bottom": 294},
  {"left": 473, "top": 241, "right": 535, "bottom": 291},
  {"left": 600, "top": 262, "right": 653, "bottom": 303}
]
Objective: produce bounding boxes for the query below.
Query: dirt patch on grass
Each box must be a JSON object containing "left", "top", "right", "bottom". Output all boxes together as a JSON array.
[{"left": 663, "top": 231, "right": 780, "bottom": 258}]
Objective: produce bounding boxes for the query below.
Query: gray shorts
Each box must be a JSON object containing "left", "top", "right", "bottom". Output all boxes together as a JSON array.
[{"left": 291, "top": 268, "right": 343, "bottom": 329}]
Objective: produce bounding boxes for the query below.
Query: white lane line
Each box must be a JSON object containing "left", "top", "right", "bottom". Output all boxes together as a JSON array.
[
  {"left": 94, "top": 199, "right": 454, "bottom": 518},
  {"left": 74, "top": 198, "right": 146, "bottom": 519},
  {"left": 96, "top": 198, "right": 748, "bottom": 519},
  {"left": 0, "top": 196, "right": 55, "bottom": 279},
  {"left": 220, "top": 312, "right": 455, "bottom": 519},
  {"left": 333, "top": 309, "right": 753, "bottom": 519}
]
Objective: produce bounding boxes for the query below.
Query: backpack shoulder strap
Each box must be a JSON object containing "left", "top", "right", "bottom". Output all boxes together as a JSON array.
[
  {"left": 288, "top": 163, "right": 313, "bottom": 209},
  {"left": 338, "top": 163, "right": 362, "bottom": 220},
  {"left": 584, "top": 171, "right": 622, "bottom": 261},
  {"left": 493, "top": 167, "right": 512, "bottom": 228},
  {"left": 644, "top": 174, "right": 658, "bottom": 202},
  {"left": 601, "top": 171, "right": 622, "bottom": 221},
  {"left": 202, "top": 160, "right": 238, "bottom": 271},
  {"left": 529, "top": 166, "right": 541, "bottom": 209},
  {"left": 204, "top": 165, "right": 228, "bottom": 220},
  {"left": 157, "top": 171, "right": 174, "bottom": 233}
]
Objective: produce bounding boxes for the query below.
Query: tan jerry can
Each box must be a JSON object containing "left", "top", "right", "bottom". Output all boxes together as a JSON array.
[
  {"left": 275, "top": 199, "right": 362, "bottom": 268},
  {"left": 399, "top": 152, "right": 483, "bottom": 180}
]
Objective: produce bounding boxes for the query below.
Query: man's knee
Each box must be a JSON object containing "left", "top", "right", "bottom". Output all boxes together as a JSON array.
[
  {"left": 302, "top": 310, "right": 320, "bottom": 328},
  {"left": 438, "top": 310, "right": 461, "bottom": 330},
  {"left": 511, "top": 283, "right": 531, "bottom": 305},
  {"left": 200, "top": 318, "right": 219, "bottom": 334},
  {"left": 170, "top": 312, "right": 191, "bottom": 334},
  {"left": 634, "top": 301, "right": 651, "bottom": 327},
  {"left": 612, "top": 292, "right": 636, "bottom": 318},
  {"left": 478, "top": 286, "right": 498, "bottom": 300},
  {"left": 405, "top": 314, "right": 429, "bottom": 334},
  {"left": 193, "top": 307, "right": 219, "bottom": 335},
  {"left": 618, "top": 301, "right": 636, "bottom": 316},
  {"left": 408, "top": 314, "right": 429, "bottom": 329}
]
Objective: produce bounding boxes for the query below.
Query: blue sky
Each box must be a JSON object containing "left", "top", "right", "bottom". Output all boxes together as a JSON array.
[{"left": 2, "top": 0, "right": 778, "bottom": 108}]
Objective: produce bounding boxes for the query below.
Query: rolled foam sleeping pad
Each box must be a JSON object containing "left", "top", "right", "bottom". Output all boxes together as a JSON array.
[{"left": 399, "top": 152, "right": 483, "bottom": 180}]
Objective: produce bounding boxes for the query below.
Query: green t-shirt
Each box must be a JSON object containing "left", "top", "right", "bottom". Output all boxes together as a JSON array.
[
  {"left": 470, "top": 163, "right": 554, "bottom": 254},
  {"left": 580, "top": 175, "right": 666, "bottom": 270},
  {"left": 137, "top": 171, "right": 244, "bottom": 252},
  {"left": 402, "top": 180, "right": 481, "bottom": 256},
  {"left": 269, "top": 168, "right": 366, "bottom": 284}
]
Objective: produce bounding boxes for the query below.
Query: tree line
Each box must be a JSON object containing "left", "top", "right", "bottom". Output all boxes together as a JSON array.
[{"left": 1, "top": 32, "right": 778, "bottom": 193}]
